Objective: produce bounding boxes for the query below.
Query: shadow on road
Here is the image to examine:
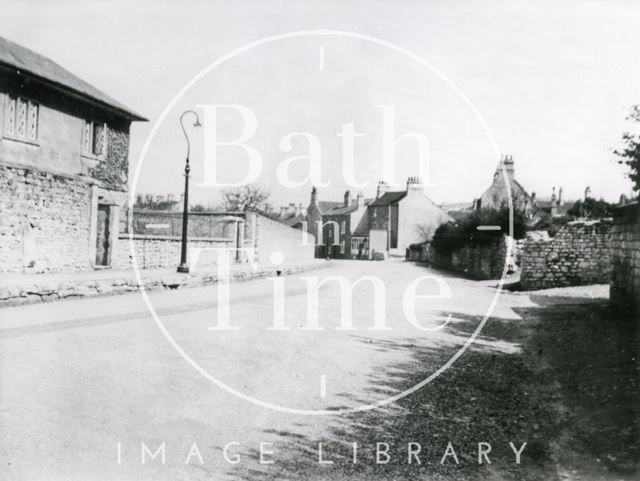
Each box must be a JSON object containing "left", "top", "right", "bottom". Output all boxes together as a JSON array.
[{"left": 225, "top": 290, "right": 639, "bottom": 481}]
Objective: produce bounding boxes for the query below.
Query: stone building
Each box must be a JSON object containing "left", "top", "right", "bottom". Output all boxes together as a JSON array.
[
  {"left": 0, "top": 36, "right": 146, "bottom": 273},
  {"left": 367, "top": 177, "right": 451, "bottom": 256},
  {"left": 307, "top": 188, "right": 370, "bottom": 259},
  {"left": 307, "top": 177, "right": 450, "bottom": 259},
  {"left": 474, "top": 155, "right": 534, "bottom": 214}
]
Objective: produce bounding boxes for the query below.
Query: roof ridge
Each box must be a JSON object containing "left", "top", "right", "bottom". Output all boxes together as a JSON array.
[{"left": 0, "top": 35, "right": 146, "bottom": 121}]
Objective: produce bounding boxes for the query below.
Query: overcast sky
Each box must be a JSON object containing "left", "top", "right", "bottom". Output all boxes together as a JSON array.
[{"left": 1, "top": 0, "right": 639, "bottom": 206}]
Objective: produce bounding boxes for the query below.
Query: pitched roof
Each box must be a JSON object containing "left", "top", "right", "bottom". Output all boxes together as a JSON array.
[
  {"left": 325, "top": 204, "right": 359, "bottom": 216},
  {"left": 318, "top": 201, "right": 343, "bottom": 213},
  {"left": 0, "top": 36, "right": 146, "bottom": 121},
  {"left": 281, "top": 213, "right": 306, "bottom": 227},
  {"left": 535, "top": 199, "right": 576, "bottom": 216},
  {"left": 369, "top": 191, "right": 407, "bottom": 207}
]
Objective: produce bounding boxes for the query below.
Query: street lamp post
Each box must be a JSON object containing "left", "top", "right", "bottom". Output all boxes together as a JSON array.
[{"left": 177, "top": 110, "right": 201, "bottom": 274}]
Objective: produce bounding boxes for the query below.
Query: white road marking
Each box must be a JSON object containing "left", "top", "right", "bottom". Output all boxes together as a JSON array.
[{"left": 476, "top": 225, "right": 501, "bottom": 231}]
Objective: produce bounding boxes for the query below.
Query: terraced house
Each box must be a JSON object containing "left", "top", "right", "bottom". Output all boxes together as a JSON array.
[
  {"left": 0, "top": 36, "right": 146, "bottom": 273},
  {"left": 307, "top": 177, "right": 450, "bottom": 259}
]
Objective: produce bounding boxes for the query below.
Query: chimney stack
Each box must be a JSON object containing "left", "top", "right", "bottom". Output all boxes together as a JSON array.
[
  {"left": 356, "top": 191, "right": 364, "bottom": 207},
  {"left": 584, "top": 186, "right": 591, "bottom": 200},
  {"left": 550, "top": 187, "right": 558, "bottom": 216},
  {"left": 558, "top": 187, "right": 563, "bottom": 206},
  {"left": 495, "top": 154, "right": 515, "bottom": 180},
  {"left": 310, "top": 186, "right": 318, "bottom": 205},
  {"left": 503, "top": 155, "right": 515, "bottom": 178},
  {"left": 343, "top": 190, "right": 351, "bottom": 207},
  {"left": 376, "top": 181, "right": 390, "bottom": 199},
  {"left": 406, "top": 176, "right": 424, "bottom": 192}
]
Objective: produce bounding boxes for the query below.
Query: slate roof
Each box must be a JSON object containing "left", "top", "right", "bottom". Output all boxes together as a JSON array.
[
  {"left": 325, "top": 204, "right": 360, "bottom": 216},
  {"left": 0, "top": 36, "right": 146, "bottom": 121},
  {"left": 369, "top": 191, "right": 407, "bottom": 207},
  {"left": 318, "top": 201, "right": 344, "bottom": 213},
  {"left": 280, "top": 213, "right": 306, "bottom": 227}
]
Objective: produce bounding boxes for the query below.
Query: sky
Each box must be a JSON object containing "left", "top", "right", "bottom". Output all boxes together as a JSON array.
[{"left": 1, "top": 0, "right": 639, "bottom": 207}]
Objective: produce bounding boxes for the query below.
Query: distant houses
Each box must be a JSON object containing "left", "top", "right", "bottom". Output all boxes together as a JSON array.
[
  {"left": 467, "top": 155, "right": 586, "bottom": 219},
  {"left": 306, "top": 177, "right": 451, "bottom": 259}
]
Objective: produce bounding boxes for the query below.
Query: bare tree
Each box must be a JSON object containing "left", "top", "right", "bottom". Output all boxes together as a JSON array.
[
  {"left": 220, "top": 184, "right": 271, "bottom": 213},
  {"left": 416, "top": 223, "right": 436, "bottom": 242}
]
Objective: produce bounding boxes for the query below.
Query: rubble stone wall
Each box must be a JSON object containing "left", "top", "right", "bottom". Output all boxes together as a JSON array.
[
  {"left": 113, "top": 235, "right": 234, "bottom": 270},
  {"left": 0, "top": 161, "right": 93, "bottom": 273},
  {"left": 520, "top": 221, "right": 612, "bottom": 290},
  {"left": 610, "top": 203, "right": 640, "bottom": 316},
  {"left": 113, "top": 213, "right": 314, "bottom": 270}
]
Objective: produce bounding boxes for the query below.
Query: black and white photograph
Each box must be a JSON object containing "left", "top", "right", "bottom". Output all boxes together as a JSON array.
[{"left": 0, "top": 1, "right": 639, "bottom": 480}]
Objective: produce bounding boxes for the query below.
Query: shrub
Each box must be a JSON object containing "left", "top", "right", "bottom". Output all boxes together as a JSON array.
[
  {"left": 566, "top": 198, "right": 615, "bottom": 219},
  {"left": 431, "top": 208, "right": 527, "bottom": 254}
]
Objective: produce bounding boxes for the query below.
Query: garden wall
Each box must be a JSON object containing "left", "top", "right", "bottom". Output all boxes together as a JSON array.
[
  {"left": 520, "top": 220, "right": 612, "bottom": 290},
  {"left": 114, "top": 212, "right": 315, "bottom": 271},
  {"left": 113, "top": 235, "right": 234, "bottom": 270},
  {"left": 408, "top": 236, "right": 511, "bottom": 280},
  {"left": 610, "top": 203, "right": 640, "bottom": 316}
]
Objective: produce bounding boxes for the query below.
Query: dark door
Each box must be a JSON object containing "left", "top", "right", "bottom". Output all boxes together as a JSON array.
[{"left": 95, "top": 204, "right": 110, "bottom": 266}]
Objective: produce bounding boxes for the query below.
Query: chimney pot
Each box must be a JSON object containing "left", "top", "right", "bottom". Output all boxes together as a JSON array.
[{"left": 376, "top": 181, "right": 389, "bottom": 198}]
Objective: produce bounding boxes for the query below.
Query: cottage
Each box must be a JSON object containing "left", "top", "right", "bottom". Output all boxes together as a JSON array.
[
  {"left": 0, "top": 36, "right": 146, "bottom": 273},
  {"left": 473, "top": 155, "right": 533, "bottom": 214},
  {"left": 367, "top": 177, "right": 451, "bottom": 256},
  {"left": 307, "top": 177, "right": 450, "bottom": 259},
  {"left": 307, "top": 188, "right": 370, "bottom": 259}
]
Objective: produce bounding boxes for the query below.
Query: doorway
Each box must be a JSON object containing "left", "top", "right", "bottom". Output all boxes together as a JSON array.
[{"left": 95, "top": 204, "right": 111, "bottom": 266}]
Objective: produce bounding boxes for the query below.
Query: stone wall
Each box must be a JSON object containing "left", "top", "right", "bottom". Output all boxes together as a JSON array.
[
  {"left": 610, "top": 203, "right": 640, "bottom": 316},
  {"left": 450, "top": 237, "right": 510, "bottom": 280},
  {"left": 89, "top": 126, "right": 129, "bottom": 191},
  {"left": 114, "top": 213, "right": 315, "bottom": 271},
  {"left": 0, "top": 162, "right": 93, "bottom": 273},
  {"left": 113, "top": 235, "right": 235, "bottom": 270},
  {"left": 520, "top": 220, "right": 612, "bottom": 290},
  {"left": 408, "top": 236, "right": 511, "bottom": 280}
]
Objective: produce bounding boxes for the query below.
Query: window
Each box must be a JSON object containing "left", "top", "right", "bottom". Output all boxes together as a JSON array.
[
  {"left": 4, "top": 95, "right": 38, "bottom": 143},
  {"left": 340, "top": 241, "right": 345, "bottom": 254},
  {"left": 351, "top": 238, "right": 359, "bottom": 254},
  {"left": 340, "top": 220, "right": 346, "bottom": 234},
  {"left": 82, "top": 120, "right": 107, "bottom": 158}
]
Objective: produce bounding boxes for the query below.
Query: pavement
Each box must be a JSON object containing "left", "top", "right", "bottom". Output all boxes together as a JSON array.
[
  {"left": 0, "top": 259, "right": 557, "bottom": 480},
  {"left": 0, "top": 259, "right": 329, "bottom": 307}
]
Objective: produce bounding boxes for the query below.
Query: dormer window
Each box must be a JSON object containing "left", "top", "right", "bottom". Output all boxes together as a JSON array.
[
  {"left": 82, "top": 120, "right": 107, "bottom": 158},
  {"left": 4, "top": 95, "right": 39, "bottom": 143}
]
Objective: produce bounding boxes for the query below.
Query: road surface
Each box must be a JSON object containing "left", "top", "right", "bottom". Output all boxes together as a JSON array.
[{"left": 0, "top": 260, "right": 526, "bottom": 480}]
